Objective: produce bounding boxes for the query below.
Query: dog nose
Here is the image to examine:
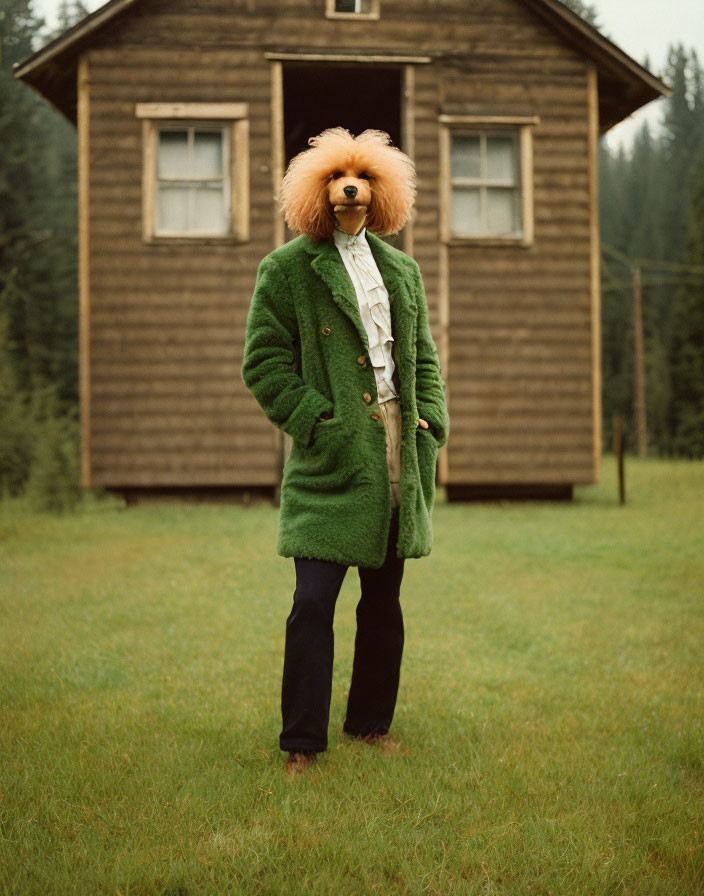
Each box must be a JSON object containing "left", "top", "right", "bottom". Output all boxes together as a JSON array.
[{"left": 343, "top": 185, "right": 358, "bottom": 199}]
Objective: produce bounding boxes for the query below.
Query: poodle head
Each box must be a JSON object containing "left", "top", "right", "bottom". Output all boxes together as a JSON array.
[{"left": 279, "top": 128, "right": 416, "bottom": 242}]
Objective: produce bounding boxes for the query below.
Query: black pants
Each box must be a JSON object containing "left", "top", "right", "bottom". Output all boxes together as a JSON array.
[{"left": 279, "top": 507, "right": 405, "bottom": 753}]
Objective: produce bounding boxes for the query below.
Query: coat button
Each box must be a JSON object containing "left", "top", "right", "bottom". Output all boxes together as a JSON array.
[
  {"left": 363, "top": 392, "right": 372, "bottom": 404},
  {"left": 357, "top": 355, "right": 367, "bottom": 366},
  {"left": 322, "top": 326, "right": 331, "bottom": 336}
]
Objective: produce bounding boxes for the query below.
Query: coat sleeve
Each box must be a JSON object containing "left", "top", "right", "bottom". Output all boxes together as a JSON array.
[
  {"left": 241, "top": 254, "right": 334, "bottom": 448},
  {"left": 413, "top": 261, "right": 450, "bottom": 448}
]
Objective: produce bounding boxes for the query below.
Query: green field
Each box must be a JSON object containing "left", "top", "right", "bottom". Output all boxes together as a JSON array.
[{"left": 1, "top": 458, "right": 702, "bottom": 895}]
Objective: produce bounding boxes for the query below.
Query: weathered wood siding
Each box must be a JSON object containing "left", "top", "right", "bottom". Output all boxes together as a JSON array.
[
  {"left": 83, "top": 0, "right": 598, "bottom": 488},
  {"left": 437, "top": 24, "right": 598, "bottom": 485},
  {"left": 85, "top": 44, "right": 275, "bottom": 486}
]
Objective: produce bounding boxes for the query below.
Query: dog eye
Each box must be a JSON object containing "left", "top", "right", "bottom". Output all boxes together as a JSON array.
[
  {"left": 358, "top": 172, "right": 371, "bottom": 180},
  {"left": 330, "top": 171, "right": 344, "bottom": 180}
]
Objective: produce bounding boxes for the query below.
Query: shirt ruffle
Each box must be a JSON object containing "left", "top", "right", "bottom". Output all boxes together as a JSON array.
[{"left": 333, "top": 228, "right": 398, "bottom": 402}]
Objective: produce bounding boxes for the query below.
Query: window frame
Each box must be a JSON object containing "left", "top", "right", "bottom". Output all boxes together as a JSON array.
[
  {"left": 439, "top": 114, "right": 539, "bottom": 248},
  {"left": 136, "top": 102, "right": 249, "bottom": 244},
  {"left": 325, "top": 0, "right": 380, "bottom": 21}
]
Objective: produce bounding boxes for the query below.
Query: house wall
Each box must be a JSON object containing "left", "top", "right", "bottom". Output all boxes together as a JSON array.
[
  {"left": 84, "top": 45, "right": 274, "bottom": 486},
  {"left": 438, "top": 49, "right": 597, "bottom": 485},
  {"left": 82, "top": 0, "right": 598, "bottom": 489}
]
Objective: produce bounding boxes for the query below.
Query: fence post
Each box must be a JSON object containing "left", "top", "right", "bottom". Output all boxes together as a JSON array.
[{"left": 613, "top": 414, "right": 625, "bottom": 505}]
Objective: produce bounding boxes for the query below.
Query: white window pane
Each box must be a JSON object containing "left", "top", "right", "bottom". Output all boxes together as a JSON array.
[
  {"left": 451, "top": 135, "right": 481, "bottom": 179},
  {"left": 193, "top": 185, "right": 227, "bottom": 234},
  {"left": 156, "top": 184, "right": 190, "bottom": 232},
  {"left": 451, "top": 187, "right": 480, "bottom": 236},
  {"left": 486, "top": 136, "right": 516, "bottom": 181},
  {"left": 158, "top": 130, "right": 189, "bottom": 178},
  {"left": 193, "top": 131, "right": 223, "bottom": 179},
  {"left": 487, "top": 188, "right": 519, "bottom": 233}
]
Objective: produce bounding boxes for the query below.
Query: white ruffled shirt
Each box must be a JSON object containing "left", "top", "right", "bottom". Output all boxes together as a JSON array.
[{"left": 333, "top": 226, "right": 399, "bottom": 405}]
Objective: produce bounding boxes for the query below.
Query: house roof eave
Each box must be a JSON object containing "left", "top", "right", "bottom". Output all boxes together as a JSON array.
[
  {"left": 14, "top": 0, "right": 673, "bottom": 132},
  {"left": 12, "top": 0, "right": 138, "bottom": 82},
  {"left": 519, "top": 0, "right": 672, "bottom": 130}
]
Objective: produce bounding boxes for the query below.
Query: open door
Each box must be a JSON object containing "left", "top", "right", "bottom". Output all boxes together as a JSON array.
[
  {"left": 274, "top": 62, "right": 406, "bottom": 488},
  {"left": 282, "top": 62, "right": 403, "bottom": 247}
]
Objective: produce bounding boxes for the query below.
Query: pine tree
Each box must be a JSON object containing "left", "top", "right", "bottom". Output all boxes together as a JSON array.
[
  {"left": 1, "top": 0, "right": 56, "bottom": 396},
  {"left": 660, "top": 45, "right": 704, "bottom": 265},
  {"left": 669, "top": 151, "right": 704, "bottom": 458},
  {"left": 2, "top": 1, "right": 83, "bottom": 407},
  {"left": 558, "top": 0, "right": 601, "bottom": 29},
  {"left": 1, "top": 0, "right": 84, "bottom": 502},
  {"left": 599, "top": 43, "right": 704, "bottom": 457}
]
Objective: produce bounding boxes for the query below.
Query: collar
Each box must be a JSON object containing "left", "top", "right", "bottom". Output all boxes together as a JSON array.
[
  {"left": 333, "top": 225, "right": 368, "bottom": 251},
  {"left": 302, "top": 231, "right": 413, "bottom": 289},
  {"left": 304, "top": 231, "right": 418, "bottom": 351}
]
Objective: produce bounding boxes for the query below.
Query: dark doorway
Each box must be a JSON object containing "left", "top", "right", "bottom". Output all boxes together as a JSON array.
[
  {"left": 282, "top": 64, "right": 403, "bottom": 243},
  {"left": 283, "top": 64, "right": 402, "bottom": 163}
]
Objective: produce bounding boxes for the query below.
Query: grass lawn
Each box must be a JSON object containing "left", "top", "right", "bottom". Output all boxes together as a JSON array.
[{"left": 1, "top": 457, "right": 703, "bottom": 895}]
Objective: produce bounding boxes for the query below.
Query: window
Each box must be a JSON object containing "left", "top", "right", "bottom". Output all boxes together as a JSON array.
[
  {"left": 450, "top": 133, "right": 520, "bottom": 237},
  {"left": 136, "top": 103, "right": 249, "bottom": 242},
  {"left": 155, "top": 127, "right": 228, "bottom": 236},
  {"left": 439, "top": 115, "right": 538, "bottom": 246},
  {"left": 326, "top": 0, "right": 379, "bottom": 19}
]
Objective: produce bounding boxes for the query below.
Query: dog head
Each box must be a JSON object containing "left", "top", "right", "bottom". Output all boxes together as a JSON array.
[{"left": 280, "top": 128, "right": 416, "bottom": 242}]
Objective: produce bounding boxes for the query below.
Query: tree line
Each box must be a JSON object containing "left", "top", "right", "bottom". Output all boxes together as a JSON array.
[
  {"left": 0, "top": 0, "right": 702, "bottom": 507},
  {"left": 599, "top": 45, "right": 704, "bottom": 459}
]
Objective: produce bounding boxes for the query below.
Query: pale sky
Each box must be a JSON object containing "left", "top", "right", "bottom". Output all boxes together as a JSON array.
[{"left": 33, "top": 0, "right": 703, "bottom": 151}]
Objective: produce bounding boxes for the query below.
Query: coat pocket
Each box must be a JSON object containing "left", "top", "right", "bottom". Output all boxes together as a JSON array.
[
  {"left": 313, "top": 414, "right": 344, "bottom": 431},
  {"left": 287, "top": 416, "right": 353, "bottom": 490},
  {"left": 416, "top": 426, "right": 439, "bottom": 511}
]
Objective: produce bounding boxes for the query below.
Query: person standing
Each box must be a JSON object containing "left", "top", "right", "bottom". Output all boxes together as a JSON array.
[{"left": 241, "top": 129, "right": 449, "bottom": 775}]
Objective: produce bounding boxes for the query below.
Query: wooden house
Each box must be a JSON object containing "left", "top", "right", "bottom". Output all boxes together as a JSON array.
[{"left": 14, "top": 0, "right": 670, "bottom": 501}]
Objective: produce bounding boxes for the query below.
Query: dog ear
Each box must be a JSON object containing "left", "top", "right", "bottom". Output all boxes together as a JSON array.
[{"left": 357, "top": 135, "right": 416, "bottom": 236}]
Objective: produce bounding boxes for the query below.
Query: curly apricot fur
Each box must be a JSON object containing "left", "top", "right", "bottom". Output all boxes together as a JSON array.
[{"left": 279, "top": 128, "right": 416, "bottom": 242}]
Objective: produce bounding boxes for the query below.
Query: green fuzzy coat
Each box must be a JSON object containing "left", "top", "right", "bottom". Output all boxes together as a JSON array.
[{"left": 241, "top": 231, "right": 450, "bottom": 569}]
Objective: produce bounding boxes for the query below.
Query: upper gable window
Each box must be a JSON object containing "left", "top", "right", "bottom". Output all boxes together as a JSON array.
[
  {"left": 136, "top": 103, "right": 249, "bottom": 243},
  {"left": 439, "top": 115, "right": 539, "bottom": 247},
  {"left": 326, "top": 0, "right": 379, "bottom": 20}
]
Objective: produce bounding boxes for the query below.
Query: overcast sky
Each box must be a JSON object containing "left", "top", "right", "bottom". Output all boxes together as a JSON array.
[{"left": 33, "top": 0, "right": 704, "bottom": 151}]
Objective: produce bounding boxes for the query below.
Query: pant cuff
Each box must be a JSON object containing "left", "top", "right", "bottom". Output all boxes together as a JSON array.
[
  {"left": 342, "top": 724, "right": 389, "bottom": 738},
  {"left": 280, "top": 741, "right": 326, "bottom": 754}
]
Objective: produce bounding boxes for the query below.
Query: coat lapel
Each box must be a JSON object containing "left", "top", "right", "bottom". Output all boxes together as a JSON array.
[
  {"left": 365, "top": 231, "right": 417, "bottom": 334},
  {"left": 306, "top": 233, "right": 418, "bottom": 376},
  {"left": 307, "top": 238, "right": 369, "bottom": 349}
]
